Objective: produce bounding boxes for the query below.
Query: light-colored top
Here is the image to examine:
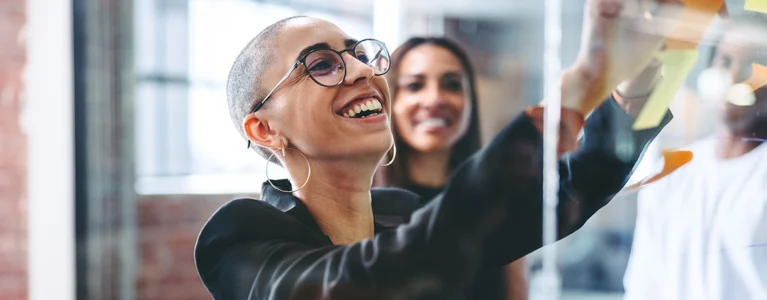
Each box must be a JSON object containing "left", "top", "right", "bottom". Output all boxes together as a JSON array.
[{"left": 624, "top": 137, "right": 767, "bottom": 300}]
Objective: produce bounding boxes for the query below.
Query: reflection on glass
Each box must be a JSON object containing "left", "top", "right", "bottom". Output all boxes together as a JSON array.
[
  {"left": 49, "top": 1, "right": 767, "bottom": 300},
  {"left": 625, "top": 13, "right": 767, "bottom": 300}
]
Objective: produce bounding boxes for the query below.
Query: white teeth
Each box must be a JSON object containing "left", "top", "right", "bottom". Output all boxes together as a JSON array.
[
  {"left": 420, "top": 118, "right": 447, "bottom": 128},
  {"left": 359, "top": 100, "right": 383, "bottom": 112},
  {"left": 341, "top": 99, "right": 384, "bottom": 118}
]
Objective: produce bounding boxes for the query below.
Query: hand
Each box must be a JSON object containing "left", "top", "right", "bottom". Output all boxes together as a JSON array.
[
  {"left": 616, "top": 57, "right": 663, "bottom": 99},
  {"left": 563, "top": 0, "right": 690, "bottom": 115},
  {"left": 612, "top": 57, "right": 665, "bottom": 117}
]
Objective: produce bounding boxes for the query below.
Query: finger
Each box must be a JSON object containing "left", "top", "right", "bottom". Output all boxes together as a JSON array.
[
  {"left": 654, "top": 0, "right": 684, "bottom": 4},
  {"left": 598, "top": 0, "right": 625, "bottom": 19},
  {"left": 718, "top": 2, "right": 729, "bottom": 19}
]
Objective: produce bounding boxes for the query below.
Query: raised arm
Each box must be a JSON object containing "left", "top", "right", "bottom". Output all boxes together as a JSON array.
[
  {"left": 196, "top": 107, "right": 554, "bottom": 300},
  {"left": 196, "top": 0, "right": 682, "bottom": 297},
  {"left": 196, "top": 92, "right": 670, "bottom": 300}
]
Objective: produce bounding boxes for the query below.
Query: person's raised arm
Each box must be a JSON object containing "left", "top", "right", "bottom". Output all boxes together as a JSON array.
[
  {"left": 195, "top": 1, "right": 683, "bottom": 299},
  {"left": 196, "top": 57, "right": 672, "bottom": 299},
  {"left": 195, "top": 108, "right": 552, "bottom": 300},
  {"left": 467, "top": 0, "right": 677, "bottom": 263}
]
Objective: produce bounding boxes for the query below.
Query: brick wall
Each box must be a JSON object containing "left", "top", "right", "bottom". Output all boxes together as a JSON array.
[
  {"left": 137, "top": 194, "right": 240, "bottom": 300},
  {"left": 0, "top": 0, "right": 27, "bottom": 299}
]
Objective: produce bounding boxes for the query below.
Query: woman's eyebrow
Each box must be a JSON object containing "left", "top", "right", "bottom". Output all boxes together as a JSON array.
[
  {"left": 400, "top": 74, "right": 425, "bottom": 81},
  {"left": 344, "top": 38, "right": 358, "bottom": 48},
  {"left": 295, "top": 39, "right": 359, "bottom": 61},
  {"left": 295, "top": 42, "right": 331, "bottom": 61},
  {"left": 442, "top": 71, "right": 464, "bottom": 79}
]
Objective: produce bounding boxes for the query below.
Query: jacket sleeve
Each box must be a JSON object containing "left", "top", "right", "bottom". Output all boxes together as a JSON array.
[
  {"left": 195, "top": 96, "right": 671, "bottom": 300},
  {"left": 472, "top": 96, "right": 672, "bottom": 266}
]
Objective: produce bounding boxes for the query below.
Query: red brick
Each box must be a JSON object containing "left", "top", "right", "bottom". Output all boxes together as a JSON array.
[
  {"left": 0, "top": 289, "right": 26, "bottom": 300},
  {"left": 136, "top": 195, "right": 234, "bottom": 299},
  {"left": 0, "top": 273, "right": 27, "bottom": 300},
  {"left": 0, "top": 240, "right": 26, "bottom": 275},
  {"left": 0, "top": 0, "right": 27, "bottom": 298},
  {"left": 138, "top": 195, "right": 229, "bottom": 230}
]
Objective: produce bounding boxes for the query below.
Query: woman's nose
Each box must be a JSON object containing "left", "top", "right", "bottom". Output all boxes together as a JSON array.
[
  {"left": 343, "top": 53, "right": 374, "bottom": 85},
  {"left": 420, "top": 86, "right": 447, "bottom": 108}
]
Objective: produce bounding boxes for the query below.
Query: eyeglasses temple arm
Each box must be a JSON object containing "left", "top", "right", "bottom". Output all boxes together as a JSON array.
[
  {"left": 250, "top": 63, "right": 299, "bottom": 114},
  {"left": 371, "top": 48, "right": 384, "bottom": 65},
  {"left": 246, "top": 63, "right": 298, "bottom": 149}
]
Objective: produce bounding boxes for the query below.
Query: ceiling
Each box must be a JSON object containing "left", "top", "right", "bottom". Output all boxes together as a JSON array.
[
  {"left": 257, "top": 0, "right": 750, "bottom": 21},
  {"left": 259, "top": 0, "right": 586, "bottom": 20}
]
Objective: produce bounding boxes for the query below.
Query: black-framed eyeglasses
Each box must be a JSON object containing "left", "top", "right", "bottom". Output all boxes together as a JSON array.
[{"left": 246, "top": 38, "right": 391, "bottom": 148}]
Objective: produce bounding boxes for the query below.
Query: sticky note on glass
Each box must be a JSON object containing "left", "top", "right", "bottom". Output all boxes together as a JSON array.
[
  {"left": 745, "top": 63, "right": 767, "bottom": 91},
  {"left": 633, "top": 49, "right": 699, "bottom": 130},
  {"left": 745, "top": 0, "right": 767, "bottom": 13},
  {"left": 624, "top": 150, "right": 694, "bottom": 191},
  {"left": 666, "top": 0, "right": 724, "bottom": 50}
]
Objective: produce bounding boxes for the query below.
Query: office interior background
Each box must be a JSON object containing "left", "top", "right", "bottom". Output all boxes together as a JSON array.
[{"left": 0, "top": 0, "right": 756, "bottom": 299}]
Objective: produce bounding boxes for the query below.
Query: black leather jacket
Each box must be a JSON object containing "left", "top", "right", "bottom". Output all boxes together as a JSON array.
[{"left": 195, "top": 97, "right": 671, "bottom": 299}]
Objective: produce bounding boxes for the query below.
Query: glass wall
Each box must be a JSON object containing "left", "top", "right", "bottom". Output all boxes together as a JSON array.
[
  {"left": 134, "top": 0, "right": 374, "bottom": 194},
  {"left": 59, "top": 0, "right": 767, "bottom": 299}
]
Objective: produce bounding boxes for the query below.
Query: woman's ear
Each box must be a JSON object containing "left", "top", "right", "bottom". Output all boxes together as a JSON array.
[{"left": 243, "top": 114, "right": 281, "bottom": 149}]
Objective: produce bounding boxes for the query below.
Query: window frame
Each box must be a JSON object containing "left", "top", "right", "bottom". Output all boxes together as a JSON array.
[{"left": 134, "top": 0, "right": 375, "bottom": 195}]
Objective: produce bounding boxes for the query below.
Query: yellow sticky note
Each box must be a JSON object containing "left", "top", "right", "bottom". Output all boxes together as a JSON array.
[
  {"left": 633, "top": 49, "right": 699, "bottom": 130},
  {"left": 745, "top": 0, "right": 767, "bottom": 14}
]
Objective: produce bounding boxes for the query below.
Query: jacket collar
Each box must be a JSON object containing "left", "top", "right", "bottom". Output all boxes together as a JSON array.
[{"left": 260, "top": 179, "right": 421, "bottom": 238}]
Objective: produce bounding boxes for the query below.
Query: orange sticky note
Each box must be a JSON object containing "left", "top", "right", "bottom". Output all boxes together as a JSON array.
[
  {"left": 744, "top": 63, "right": 767, "bottom": 91},
  {"left": 745, "top": 0, "right": 767, "bottom": 14},
  {"left": 666, "top": 0, "right": 725, "bottom": 50},
  {"left": 633, "top": 50, "right": 699, "bottom": 130},
  {"left": 625, "top": 150, "right": 694, "bottom": 191}
]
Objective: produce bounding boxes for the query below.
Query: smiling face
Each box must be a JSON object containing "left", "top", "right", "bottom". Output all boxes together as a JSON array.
[
  {"left": 243, "top": 18, "right": 393, "bottom": 165},
  {"left": 392, "top": 44, "right": 473, "bottom": 154}
]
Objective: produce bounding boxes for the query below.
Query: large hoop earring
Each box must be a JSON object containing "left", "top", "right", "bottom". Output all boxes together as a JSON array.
[
  {"left": 265, "top": 143, "right": 311, "bottom": 193},
  {"left": 379, "top": 139, "right": 397, "bottom": 166}
]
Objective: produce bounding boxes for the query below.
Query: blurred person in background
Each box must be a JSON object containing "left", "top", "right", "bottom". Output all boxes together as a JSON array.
[
  {"left": 624, "top": 13, "right": 767, "bottom": 300},
  {"left": 372, "top": 37, "right": 529, "bottom": 300},
  {"left": 194, "top": 0, "right": 683, "bottom": 298}
]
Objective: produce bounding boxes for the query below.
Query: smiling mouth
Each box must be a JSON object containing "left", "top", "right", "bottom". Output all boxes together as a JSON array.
[
  {"left": 419, "top": 118, "right": 448, "bottom": 128},
  {"left": 340, "top": 99, "right": 384, "bottom": 119}
]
